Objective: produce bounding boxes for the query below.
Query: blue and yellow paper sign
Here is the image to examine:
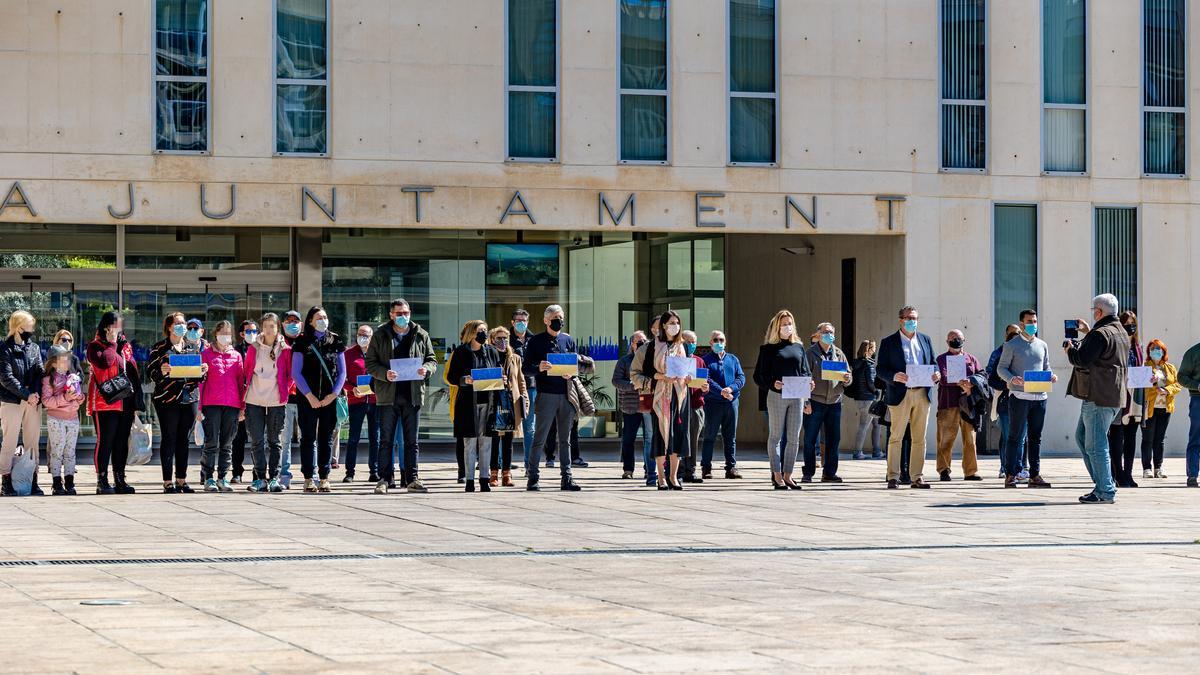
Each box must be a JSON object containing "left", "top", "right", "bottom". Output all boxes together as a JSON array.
[
  {"left": 546, "top": 353, "right": 579, "bottom": 377},
  {"left": 688, "top": 367, "right": 709, "bottom": 389},
  {"left": 1023, "top": 370, "right": 1053, "bottom": 393},
  {"left": 821, "top": 360, "right": 849, "bottom": 382},
  {"left": 354, "top": 375, "right": 373, "bottom": 397},
  {"left": 471, "top": 367, "right": 505, "bottom": 391},
  {"left": 168, "top": 353, "right": 202, "bottom": 378}
]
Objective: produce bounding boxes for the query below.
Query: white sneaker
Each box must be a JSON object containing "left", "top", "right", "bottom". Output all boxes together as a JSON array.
[
  {"left": 997, "top": 468, "right": 1006, "bottom": 479},
  {"left": 1155, "top": 468, "right": 1168, "bottom": 478},
  {"left": 1017, "top": 468, "right": 1029, "bottom": 483},
  {"left": 373, "top": 480, "right": 389, "bottom": 495},
  {"left": 1143, "top": 469, "right": 1154, "bottom": 478}
]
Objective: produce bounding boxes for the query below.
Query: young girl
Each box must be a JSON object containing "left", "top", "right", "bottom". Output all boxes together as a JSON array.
[
  {"left": 41, "top": 345, "right": 83, "bottom": 495},
  {"left": 197, "top": 321, "right": 246, "bottom": 492}
]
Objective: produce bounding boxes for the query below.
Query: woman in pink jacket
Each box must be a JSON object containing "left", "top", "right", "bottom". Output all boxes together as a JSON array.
[
  {"left": 242, "top": 313, "right": 292, "bottom": 493},
  {"left": 41, "top": 345, "right": 84, "bottom": 495},
  {"left": 197, "top": 321, "right": 246, "bottom": 492}
]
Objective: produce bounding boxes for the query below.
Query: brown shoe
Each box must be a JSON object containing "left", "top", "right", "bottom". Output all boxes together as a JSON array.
[
  {"left": 887, "top": 479, "right": 899, "bottom": 489},
  {"left": 910, "top": 479, "right": 931, "bottom": 489},
  {"left": 501, "top": 470, "right": 514, "bottom": 487},
  {"left": 489, "top": 469, "right": 499, "bottom": 488},
  {"left": 1028, "top": 475, "right": 1052, "bottom": 488},
  {"left": 1004, "top": 475, "right": 1017, "bottom": 488}
]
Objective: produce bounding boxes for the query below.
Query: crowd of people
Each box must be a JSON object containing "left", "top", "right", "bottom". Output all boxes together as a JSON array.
[{"left": 1, "top": 294, "right": 1199, "bottom": 503}]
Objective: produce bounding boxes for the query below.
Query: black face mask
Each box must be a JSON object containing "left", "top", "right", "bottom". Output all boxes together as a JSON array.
[
  {"left": 549, "top": 318, "right": 564, "bottom": 332},
  {"left": 948, "top": 338, "right": 964, "bottom": 349},
  {"left": 475, "top": 330, "right": 488, "bottom": 345},
  {"left": 634, "top": 341, "right": 646, "bottom": 350},
  {"left": 1125, "top": 324, "right": 1137, "bottom": 336},
  {"left": 18, "top": 331, "right": 33, "bottom": 342}
]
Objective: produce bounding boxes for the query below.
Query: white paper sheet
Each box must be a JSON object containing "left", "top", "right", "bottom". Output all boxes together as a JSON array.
[
  {"left": 1126, "top": 366, "right": 1154, "bottom": 389},
  {"left": 389, "top": 357, "right": 424, "bottom": 382},
  {"left": 945, "top": 354, "right": 967, "bottom": 384},
  {"left": 782, "top": 376, "right": 813, "bottom": 400},
  {"left": 905, "top": 364, "right": 937, "bottom": 388},
  {"left": 666, "top": 355, "right": 695, "bottom": 379}
]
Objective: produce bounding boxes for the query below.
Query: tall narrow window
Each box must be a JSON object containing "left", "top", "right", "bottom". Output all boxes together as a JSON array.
[
  {"left": 940, "top": 0, "right": 986, "bottom": 171},
  {"left": 728, "top": 0, "right": 777, "bottom": 165},
  {"left": 153, "top": 0, "right": 210, "bottom": 153},
  {"left": 507, "top": 0, "right": 558, "bottom": 162},
  {"left": 275, "top": 0, "right": 329, "bottom": 156},
  {"left": 1144, "top": 0, "right": 1186, "bottom": 176},
  {"left": 993, "top": 205, "right": 1038, "bottom": 345},
  {"left": 1095, "top": 207, "right": 1138, "bottom": 314},
  {"left": 1043, "top": 0, "right": 1087, "bottom": 173},
  {"left": 619, "top": 0, "right": 668, "bottom": 164}
]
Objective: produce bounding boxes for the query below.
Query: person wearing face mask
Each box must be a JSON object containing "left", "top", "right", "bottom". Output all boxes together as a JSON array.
[
  {"left": 365, "top": 298, "right": 437, "bottom": 494},
  {"left": 846, "top": 340, "right": 882, "bottom": 460},
  {"left": 803, "top": 322, "right": 852, "bottom": 483},
  {"left": 196, "top": 321, "right": 247, "bottom": 493},
  {"left": 614, "top": 331, "right": 654, "bottom": 482},
  {"left": 521, "top": 304, "right": 583, "bottom": 491},
  {"left": 640, "top": 311, "right": 691, "bottom": 489},
  {"left": 986, "top": 324, "right": 1023, "bottom": 476},
  {"left": 629, "top": 319, "right": 661, "bottom": 486},
  {"left": 447, "top": 320, "right": 506, "bottom": 492},
  {"left": 679, "top": 330, "right": 710, "bottom": 483},
  {"left": 291, "top": 306, "right": 347, "bottom": 493},
  {"left": 1175, "top": 336, "right": 1200, "bottom": 487},
  {"left": 86, "top": 311, "right": 142, "bottom": 494},
  {"left": 510, "top": 308, "right": 537, "bottom": 468},
  {"left": 41, "top": 345, "right": 84, "bottom": 495},
  {"left": 341, "top": 324, "right": 379, "bottom": 484},
  {"left": 0, "top": 311, "right": 45, "bottom": 496},
  {"left": 702, "top": 330, "right": 745, "bottom": 479},
  {"left": 934, "top": 329, "right": 983, "bottom": 482},
  {"left": 877, "top": 305, "right": 941, "bottom": 490},
  {"left": 1141, "top": 339, "right": 1179, "bottom": 480},
  {"left": 148, "top": 312, "right": 209, "bottom": 493},
  {"left": 1065, "top": 294, "right": 1129, "bottom": 504},
  {"left": 488, "top": 326, "right": 528, "bottom": 488},
  {"left": 278, "top": 310, "right": 305, "bottom": 488},
  {"left": 997, "top": 311, "right": 1055, "bottom": 488},
  {"left": 51, "top": 329, "right": 83, "bottom": 378},
  {"left": 229, "top": 320, "right": 258, "bottom": 484},
  {"left": 1104, "top": 311, "right": 1145, "bottom": 489},
  {"left": 242, "top": 313, "right": 292, "bottom": 493},
  {"left": 753, "top": 310, "right": 813, "bottom": 490}
]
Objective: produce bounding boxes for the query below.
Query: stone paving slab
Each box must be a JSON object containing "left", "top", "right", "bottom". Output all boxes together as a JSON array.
[{"left": 0, "top": 457, "right": 1198, "bottom": 673}]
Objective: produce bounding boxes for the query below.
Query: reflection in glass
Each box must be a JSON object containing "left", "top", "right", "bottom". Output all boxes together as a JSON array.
[
  {"left": 276, "top": 84, "right": 328, "bottom": 154},
  {"left": 155, "top": 81, "right": 208, "bottom": 152},
  {"left": 276, "top": 0, "right": 327, "bottom": 79},
  {"left": 730, "top": 97, "right": 776, "bottom": 164},
  {"left": 508, "top": 91, "right": 556, "bottom": 159},
  {"left": 508, "top": 0, "right": 557, "bottom": 87},
  {"left": 155, "top": 0, "right": 208, "bottom": 77},
  {"left": 620, "top": 95, "right": 667, "bottom": 162}
]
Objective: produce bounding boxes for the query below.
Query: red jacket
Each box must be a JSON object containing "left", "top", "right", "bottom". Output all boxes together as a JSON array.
[
  {"left": 343, "top": 345, "right": 375, "bottom": 405},
  {"left": 86, "top": 337, "right": 137, "bottom": 415},
  {"left": 243, "top": 341, "right": 293, "bottom": 406}
]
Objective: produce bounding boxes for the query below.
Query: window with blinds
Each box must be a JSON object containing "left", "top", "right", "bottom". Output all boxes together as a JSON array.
[
  {"left": 1144, "top": 0, "right": 1186, "bottom": 177},
  {"left": 941, "top": 0, "right": 986, "bottom": 171},
  {"left": 507, "top": 0, "right": 559, "bottom": 162},
  {"left": 729, "top": 0, "right": 778, "bottom": 165},
  {"left": 993, "top": 205, "right": 1038, "bottom": 345},
  {"left": 1095, "top": 207, "right": 1138, "bottom": 315},
  {"left": 1043, "top": 0, "right": 1087, "bottom": 173},
  {"left": 275, "top": 0, "right": 329, "bottom": 156},
  {"left": 620, "top": 0, "right": 669, "bottom": 164},
  {"left": 153, "top": 0, "right": 210, "bottom": 153}
]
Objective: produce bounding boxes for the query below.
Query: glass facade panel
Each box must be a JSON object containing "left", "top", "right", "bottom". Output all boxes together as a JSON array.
[
  {"left": 942, "top": 104, "right": 986, "bottom": 170},
  {"left": 124, "top": 227, "right": 291, "bottom": 270},
  {"left": 154, "top": 0, "right": 209, "bottom": 152},
  {"left": 1043, "top": 107, "right": 1086, "bottom": 172},
  {"left": 276, "top": 0, "right": 327, "bottom": 79},
  {"left": 1144, "top": 0, "right": 1186, "bottom": 175},
  {"left": 620, "top": 0, "right": 667, "bottom": 90},
  {"left": 941, "top": 0, "right": 985, "bottom": 171},
  {"left": 1043, "top": 0, "right": 1087, "bottom": 172},
  {"left": 1144, "top": 111, "right": 1185, "bottom": 175},
  {"left": 508, "top": 0, "right": 557, "bottom": 87},
  {"left": 993, "top": 205, "right": 1038, "bottom": 346},
  {"left": 276, "top": 83, "right": 328, "bottom": 154},
  {"left": 508, "top": 91, "right": 557, "bottom": 159},
  {"left": 0, "top": 224, "right": 117, "bottom": 268},
  {"left": 730, "top": 96, "right": 776, "bottom": 164},
  {"left": 155, "top": 0, "right": 208, "bottom": 77},
  {"left": 729, "top": 0, "right": 776, "bottom": 93},
  {"left": 1095, "top": 207, "right": 1138, "bottom": 315},
  {"left": 620, "top": 95, "right": 668, "bottom": 162},
  {"left": 155, "top": 81, "right": 208, "bottom": 152}
]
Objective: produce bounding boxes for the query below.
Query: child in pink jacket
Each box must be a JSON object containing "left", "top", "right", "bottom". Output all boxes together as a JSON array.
[
  {"left": 197, "top": 321, "right": 246, "bottom": 492},
  {"left": 41, "top": 345, "right": 84, "bottom": 495}
]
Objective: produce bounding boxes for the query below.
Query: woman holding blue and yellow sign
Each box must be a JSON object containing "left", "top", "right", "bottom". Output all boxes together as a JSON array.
[
  {"left": 148, "top": 312, "right": 208, "bottom": 494},
  {"left": 447, "top": 320, "right": 506, "bottom": 493}
]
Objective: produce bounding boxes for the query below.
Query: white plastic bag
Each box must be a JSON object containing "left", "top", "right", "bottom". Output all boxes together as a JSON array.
[
  {"left": 10, "top": 445, "right": 35, "bottom": 496},
  {"left": 128, "top": 413, "right": 153, "bottom": 466},
  {"left": 191, "top": 417, "right": 205, "bottom": 447}
]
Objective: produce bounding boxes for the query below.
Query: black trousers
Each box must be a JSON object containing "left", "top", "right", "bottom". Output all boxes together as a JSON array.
[
  {"left": 377, "top": 398, "right": 421, "bottom": 484},
  {"left": 456, "top": 437, "right": 465, "bottom": 480},
  {"left": 297, "top": 398, "right": 337, "bottom": 480},
  {"left": 231, "top": 420, "right": 247, "bottom": 478},
  {"left": 153, "top": 400, "right": 194, "bottom": 481},
  {"left": 1141, "top": 411, "right": 1171, "bottom": 470},
  {"left": 93, "top": 408, "right": 134, "bottom": 480},
  {"left": 1108, "top": 420, "right": 1139, "bottom": 485},
  {"left": 544, "top": 420, "right": 581, "bottom": 461},
  {"left": 491, "top": 433, "right": 514, "bottom": 472}
]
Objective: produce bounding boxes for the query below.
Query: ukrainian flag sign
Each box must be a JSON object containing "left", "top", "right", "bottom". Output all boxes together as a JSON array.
[
  {"left": 1023, "top": 370, "right": 1053, "bottom": 393},
  {"left": 471, "top": 367, "right": 505, "bottom": 391},
  {"left": 168, "top": 353, "right": 202, "bottom": 378},
  {"left": 821, "top": 360, "right": 849, "bottom": 382}
]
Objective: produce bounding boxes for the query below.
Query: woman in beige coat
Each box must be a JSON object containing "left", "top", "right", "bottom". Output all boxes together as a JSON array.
[{"left": 489, "top": 326, "right": 529, "bottom": 486}]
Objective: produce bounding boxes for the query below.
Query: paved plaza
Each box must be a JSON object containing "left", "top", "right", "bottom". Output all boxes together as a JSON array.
[{"left": 0, "top": 453, "right": 1198, "bottom": 673}]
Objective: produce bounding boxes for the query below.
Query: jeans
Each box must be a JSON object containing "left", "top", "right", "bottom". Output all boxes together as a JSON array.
[
  {"left": 154, "top": 400, "right": 194, "bottom": 481},
  {"left": 1076, "top": 401, "right": 1119, "bottom": 500},
  {"left": 490, "top": 433, "right": 514, "bottom": 473},
  {"left": 1005, "top": 398, "right": 1046, "bottom": 477},
  {"left": 803, "top": 400, "right": 841, "bottom": 479},
  {"left": 345, "top": 402, "right": 379, "bottom": 477},
  {"left": 522, "top": 388, "right": 537, "bottom": 469},
  {"left": 200, "top": 405, "right": 239, "bottom": 482},
  {"left": 1187, "top": 395, "right": 1200, "bottom": 479},
  {"left": 244, "top": 404, "right": 285, "bottom": 481},
  {"left": 1141, "top": 411, "right": 1170, "bottom": 470},
  {"left": 852, "top": 399, "right": 882, "bottom": 456},
  {"left": 378, "top": 398, "right": 421, "bottom": 484},
  {"left": 297, "top": 397, "right": 337, "bottom": 480},
  {"left": 529, "top": 392, "right": 576, "bottom": 482},
  {"left": 620, "top": 412, "right": 654, "bottom": 475},
  {"left": 280, "top": 402, "right": 298, "bottom": 481},
  {"left": 701, "top": 402, "right": 738, "bottom": 471}
]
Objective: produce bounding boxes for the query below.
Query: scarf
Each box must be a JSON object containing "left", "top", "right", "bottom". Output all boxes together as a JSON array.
[{"left": 652, "top": 340, "right": 688, "bottom": 443}]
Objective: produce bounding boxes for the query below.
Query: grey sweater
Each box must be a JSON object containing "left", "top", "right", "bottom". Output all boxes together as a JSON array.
[{"left": 997, "top": 335, "right": 1051, "bottom": 399}]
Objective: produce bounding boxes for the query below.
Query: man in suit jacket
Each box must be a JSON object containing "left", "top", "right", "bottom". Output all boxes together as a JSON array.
[{"left": 876, "top": 305, "right": 941, "bottom": 489}]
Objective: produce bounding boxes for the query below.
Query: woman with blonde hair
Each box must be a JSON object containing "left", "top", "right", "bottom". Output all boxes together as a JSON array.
[
  {"left": 488, "top": 326, "right": 529, "bottom": 487},
  {"left": 1, "top": 310, "right": 45, "bottom": 496},
  {"left": 446, "top": 319, "right": 505, "bottom": 492},
  {"left": 752, "top": 310, "right": 813, "bottom": 489}
]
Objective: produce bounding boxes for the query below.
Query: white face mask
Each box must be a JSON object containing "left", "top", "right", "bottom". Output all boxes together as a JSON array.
[
  {"left": 357, "top": 336, "right": 371, "bottom": 349},
  {"left": 217, "top": 334, "right": 233, "bottom": 347},
  {"left": 665, "top": 324, "right": 681, "bottom": 337},
  {"left": 779, "top": 325, "right": 794, "bottom": 338}
]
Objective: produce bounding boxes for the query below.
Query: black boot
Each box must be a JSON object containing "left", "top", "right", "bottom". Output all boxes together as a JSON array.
[
  {"left": 560, "top": 476, "right": 582, "bottom": 492},
  {"left": 52, "top": 476, "right": 66, "bottom": 496},
  {"left": 64, "top": 474, "right": 77, "bottom": 495},
  {"left": 96, "top": 474, "right": 115, "bottom": 495},
  {"left": 114, "top": 475, "right": 136, "bottom": 495},
  {"left": 479, "top": 479, "right": 491, "bottom": 493},
  {"left": 1, "top": 474, "right": 15, "bottom": 497},
  {"left": 465, "top": 480, "right": 475, "bottom": 493},
  {"left": 29, "top": 473, "right": 44, "bottom": 496}
]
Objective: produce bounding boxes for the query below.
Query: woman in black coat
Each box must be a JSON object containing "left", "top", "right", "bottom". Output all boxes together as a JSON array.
[{"left": 446, "top": 320, "right": 505, "bottom": 492}]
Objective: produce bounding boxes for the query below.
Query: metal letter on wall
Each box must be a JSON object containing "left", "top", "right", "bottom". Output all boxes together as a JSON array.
[
  {"left": 598, "top": 192, "right": 636, "bottom": 227},
  {"left": 401, "top": 186, "right": 435, "bottom": 223},
  {"left": 785, "top": 195, "right": 817, "bottom": 230},
  {"left": 301, "top": 186, "right": 337, "bottom": 222},
  {"left": 200, "top": 184, "right": 237, "bottom": 220},
  {"left": 500, "top": 190, "right": 536, "bottom": 225},
  {"left": 875, "top": 195, "right": 907, "bottom": 231},
  {"left": 0, "top": 181, "right": 37, "bottom": 217},
  {"left": 695, "top": 192, "right": 726, "bottom": 228},
  {"left": 107, "top": 183, "right": 135, "bottom": 219}
]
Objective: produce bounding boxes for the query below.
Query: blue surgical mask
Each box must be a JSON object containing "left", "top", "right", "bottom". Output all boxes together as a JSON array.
[
  {"left": 284, "top": 323, "right": 301, "bottom": 337},
  {"left": 685, "top": 343, "right": 697, "bottom": 356},
  {"left": 903, "top": 320, "right": 918, "bottom": 333},
  {"left": 244, "top": 331, "right": 258, "bottom": 342},
  {"left": 172, "top": 324, "right": 187, "bottom": 337},
  {"left": 820, "top": 333, "right": 835, "bottom": 346},
  {"left": 394, "top": 315, "right": 410, "bottom": 329},
  {"left": 712, "top": 342, "right": 725, "bottom": 354},
  {"left": 1150, "top": 349, "right": 1164, "bottom": 361},
  {"left": 1024, "top": 324, "right": 1038, "bottom": 337},
  {"left": 314, "top": 319, "right": 329, "bottom": 332},
  {"left": 185, "top": 328, "right": 200, "bottom": 341},
  {"left": 514, "top": 321, "right": 528, "bottom": 334}
]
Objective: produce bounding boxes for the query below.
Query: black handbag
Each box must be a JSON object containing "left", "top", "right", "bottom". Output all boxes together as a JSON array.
[
  {"left": 97, "top": 349, "right": 134, "bottom": 405},
  {"left": 868, "top": 393, "right": 888, "bottom": 419},
  {"left": 489, "top": 390, "right": 516, "bottom": 433}
]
